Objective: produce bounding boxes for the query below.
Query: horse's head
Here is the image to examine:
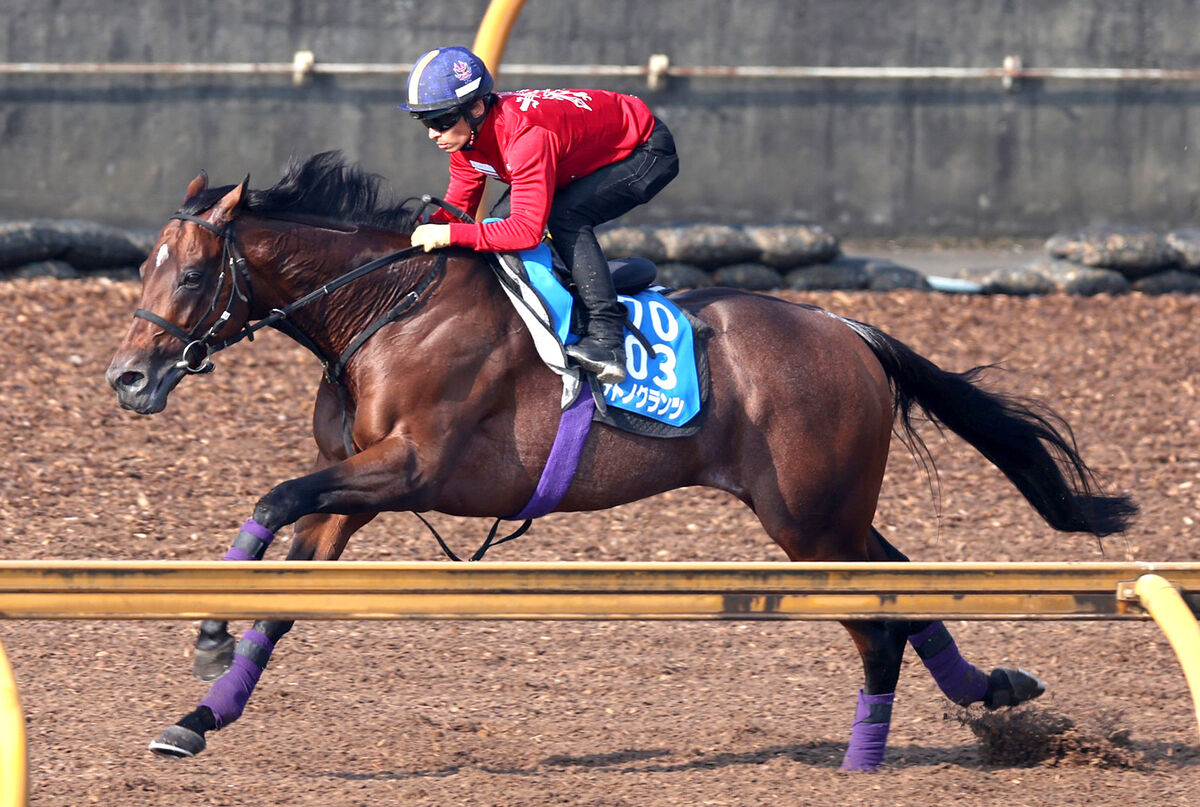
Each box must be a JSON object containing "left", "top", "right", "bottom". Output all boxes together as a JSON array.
[{"left": 106, "top": 173, "right": 253, "bottom": 414}]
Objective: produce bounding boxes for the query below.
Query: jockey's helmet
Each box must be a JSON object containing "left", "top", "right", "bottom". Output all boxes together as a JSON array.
[{"left": 399, "top": 46, "right": 494, "bottom": 116}]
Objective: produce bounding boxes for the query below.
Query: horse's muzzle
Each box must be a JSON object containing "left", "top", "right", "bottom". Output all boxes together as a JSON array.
[{"left": 105, "top": 356, "right": 184, "bottom": 415}]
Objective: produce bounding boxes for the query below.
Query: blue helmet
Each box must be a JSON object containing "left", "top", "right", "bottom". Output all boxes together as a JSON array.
[{"left": 400, "top": 46, "right": 494, "bottom": 114}]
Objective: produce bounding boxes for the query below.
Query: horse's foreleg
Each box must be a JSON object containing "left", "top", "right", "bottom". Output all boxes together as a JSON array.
[
  {"left": 156, "top": 510, "right": 377, "bottom": 758},
  {"left": 153, "top": 617, "right": 294, "bottom": 758},
  {"left": 190, "top": 431, "right": 371, "bottom": 679},
  {"left": 192, "top": 518, "right": 277, "bottom": 680}
]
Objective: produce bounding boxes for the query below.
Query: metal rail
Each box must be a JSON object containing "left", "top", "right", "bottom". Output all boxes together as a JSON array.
[
  {"left": 0, "top": 559, "right": 1197, "bottom": 802},
  {"left": 3, "top": 54, "right": 1200, "bottom": 90},
  {"left": 0, "top": 560, "right": 1197, "bottom": 621}
]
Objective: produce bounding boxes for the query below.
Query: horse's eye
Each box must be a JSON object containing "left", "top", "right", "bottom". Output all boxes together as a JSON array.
[{"left": 180, "top": 271, "right": 204, "bottom": 288}]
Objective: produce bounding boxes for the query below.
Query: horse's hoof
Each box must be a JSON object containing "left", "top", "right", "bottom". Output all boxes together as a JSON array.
[
  {"left": 983, "top": 667, "right": 1045, "bottom": 709},
  {"left": 193, "top": 634, "right": 235, "bottom": 681},
  {"left": 148, "top": 725, "right": 206, "bottom": 758}
]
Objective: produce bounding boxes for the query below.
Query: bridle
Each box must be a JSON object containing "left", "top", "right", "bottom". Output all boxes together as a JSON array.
[
  {"left": 133, "top": 213, "right": 255, "bottom": 375},
  {"left": 133, "top": 211, "right": 433, "bottom": 383}
]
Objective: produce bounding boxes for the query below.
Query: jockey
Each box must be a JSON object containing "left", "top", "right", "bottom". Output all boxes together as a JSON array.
[{"left": 402, "top": 45, "right": 679, "bottom": 385}]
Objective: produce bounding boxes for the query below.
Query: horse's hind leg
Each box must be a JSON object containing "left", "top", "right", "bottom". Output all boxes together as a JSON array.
[
  {"left": 838, "top": 618, "right": 908, "bottom": 771},
  {"left": 871, "top": 528, "right": 1046, "bottom": 711}
]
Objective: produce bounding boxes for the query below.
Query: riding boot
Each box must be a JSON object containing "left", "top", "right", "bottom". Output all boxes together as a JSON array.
[{"left": 565, "top": 254, "right": 627, "bottom": 384}]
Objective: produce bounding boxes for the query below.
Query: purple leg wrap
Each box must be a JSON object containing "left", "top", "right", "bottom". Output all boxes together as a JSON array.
[
  {"left": 909, "top": 622, "right": 988, "bottom": 706},
  {"left": 841, "top": 690, "right": 894, "bottom": 771},
  {"left": 198, "top": 629, "right": 275, "bottom": 727},
  {"left": 223, "top": 518, "right": 275, "bottom": 561}
]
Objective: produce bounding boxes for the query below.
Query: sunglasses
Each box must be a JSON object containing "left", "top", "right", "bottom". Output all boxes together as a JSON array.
[{"left": 414, "top": 109, "right": 463, "bottom": 132}]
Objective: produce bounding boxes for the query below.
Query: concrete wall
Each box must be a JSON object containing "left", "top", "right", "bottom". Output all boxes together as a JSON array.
[{"left": 2, "top": 0, "right": 1199, "bottom": 237}]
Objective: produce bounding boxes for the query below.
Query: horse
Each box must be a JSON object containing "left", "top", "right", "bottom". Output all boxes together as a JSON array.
[{"left": 106, "top": 152, "right": 1136, "bottom": 770}]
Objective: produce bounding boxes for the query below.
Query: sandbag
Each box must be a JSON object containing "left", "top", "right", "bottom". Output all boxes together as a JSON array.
[
  {"left": 1132, "top": 269, "right": 1200, "bottom": 294},
  {"left": 743, "top": 223, "right": 840, "bottom": 269},
  {"left": 710, "top": 263, "right": 784, "bottom": 291},
  {"left": 8, "top": 260, "right": 81, "bottom": 279},
  {"left": 655, "top": 224, "right": 758, "bottom": 269},
  {"left": 864, "top": 261, "right": 929, "bottom": 291},
  {"left": 1030, "top": 258, "right": 1131, "bottom": 295},
  {"left": 1044, "top": 226, "right": 1173, "bottom": 277},
  {"left": 0, "top": 220, "right": 74, "bottom": 269},
  {"left": 53, "top": 220, "right": 150, "bottom": 270},
  {"left": 0, "top": 219, "right": 148, "bottom": 271},
  {"left": 1165, "top": 229, "right": 1200, "bottom": 272},
  {"left": 785, "top": 257, "right": 869, "bottom": 291},
  {"left": 654, "top": 262, "right": 712, "bottom": 290},
  {"left": 952, "top": 265, "right": 1054, "bottom": 296},
  {"left": 597, "top": 226, "right": 667, "bottom": 263}
]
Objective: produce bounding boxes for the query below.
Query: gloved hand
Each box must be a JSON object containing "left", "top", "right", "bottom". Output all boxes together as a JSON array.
[{"left": 411, "top": 224, "right": 451, "bottom": 252}]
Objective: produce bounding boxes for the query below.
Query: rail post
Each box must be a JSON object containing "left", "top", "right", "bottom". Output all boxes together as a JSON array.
[
  {"left": 0, "top": 639, "right": 27, "bottom": 807},
  {"left": 1132, "top": 574, "right": 1200, "bottom": 742}
]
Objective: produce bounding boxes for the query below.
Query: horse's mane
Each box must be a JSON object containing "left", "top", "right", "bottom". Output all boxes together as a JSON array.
[{"left": 179, "top": 150, "right": 422, "bottom": 233}]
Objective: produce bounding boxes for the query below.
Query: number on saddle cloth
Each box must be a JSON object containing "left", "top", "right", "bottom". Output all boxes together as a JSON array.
[{"left": 516, "top": 243, "right": 702, "bottom": 430}]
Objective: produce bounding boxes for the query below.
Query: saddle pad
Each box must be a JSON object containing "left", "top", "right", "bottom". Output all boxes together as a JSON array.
[{"left": 518, "top": 244, "right": 704, "bottom": 430}]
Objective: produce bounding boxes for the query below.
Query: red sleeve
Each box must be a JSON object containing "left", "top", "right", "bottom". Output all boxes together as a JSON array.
[
  {"left": 448, "top": 128, "right": 557, "bottom": 252},
  {"left": 431, "top": 157, "right": 487, "bottom": 224}
]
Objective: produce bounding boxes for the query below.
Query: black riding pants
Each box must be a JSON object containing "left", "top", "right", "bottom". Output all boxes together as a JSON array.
[{"left": 547, "top": 117, "right": 679, "bottom": 345}]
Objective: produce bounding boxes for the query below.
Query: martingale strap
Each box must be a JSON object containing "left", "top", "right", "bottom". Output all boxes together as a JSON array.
[{"left": 412, "top": 512, "right": 533, "bottom": 562}]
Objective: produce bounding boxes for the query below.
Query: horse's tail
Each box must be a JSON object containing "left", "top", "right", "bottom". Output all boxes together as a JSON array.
[{"left": 836, "top": 315, "right": 1137, "bottom": 537}]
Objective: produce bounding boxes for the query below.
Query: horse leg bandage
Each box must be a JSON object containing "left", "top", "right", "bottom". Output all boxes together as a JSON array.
[
  {"left": 909, "top": 622, "right": 989, "bottom": 706},
  {"left": 198, "top": 629, "right": 275, "bottom": 727},
  {"left": 841, "top": 690, "right": 894, "bottom": 771},
  {"left": 223, "top": 518, "right": 275, "bottom": 561}
]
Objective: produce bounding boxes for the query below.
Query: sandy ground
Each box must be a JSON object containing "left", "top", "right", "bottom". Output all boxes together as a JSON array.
[{"left": 0, "top": 278, "right": 1197, "bottom": 805}]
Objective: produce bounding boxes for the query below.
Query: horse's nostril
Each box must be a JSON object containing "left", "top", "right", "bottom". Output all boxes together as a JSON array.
[{"left": 119, "top": 370, "right": 143, "bottom": 388}]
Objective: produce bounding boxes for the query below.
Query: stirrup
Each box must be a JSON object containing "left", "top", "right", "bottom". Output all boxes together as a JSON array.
[{"left": 566, "top": 343, "right": 626, "bottom": 384}]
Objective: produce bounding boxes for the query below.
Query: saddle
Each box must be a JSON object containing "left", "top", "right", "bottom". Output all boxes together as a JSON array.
[{"left": 489, "top": 244, "right": 710, "bottom": 439}]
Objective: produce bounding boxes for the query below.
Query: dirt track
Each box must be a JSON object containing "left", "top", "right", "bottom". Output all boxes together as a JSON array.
[{"left": 1, "top": 278, "right": 1197, "bottom": 806}]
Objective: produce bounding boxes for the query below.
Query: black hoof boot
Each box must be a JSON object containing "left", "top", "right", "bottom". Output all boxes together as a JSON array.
[
  {"left": 149, "top": 724, "right": 207, "bottom": 758},
  {"left": 983, "top": 667, "right": 1046, "bottom": 709},
  {"left": 193, "top": 632, "right": 235, "bottom": 681}
]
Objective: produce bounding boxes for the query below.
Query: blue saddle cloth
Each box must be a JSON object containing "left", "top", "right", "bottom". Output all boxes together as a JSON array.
[{"left": 519, "top": 243, "right": 704, "bottom": 431}]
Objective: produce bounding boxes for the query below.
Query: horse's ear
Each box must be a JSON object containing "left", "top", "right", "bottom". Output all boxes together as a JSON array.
[
  {"left": 184, "top": 170, "right": 209, "bottom": 203},
  {"left": 209, "top": 175, "right": 250, "bottom": 226}
]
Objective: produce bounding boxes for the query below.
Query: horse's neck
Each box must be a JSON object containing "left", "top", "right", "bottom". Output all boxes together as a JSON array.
[
  {"left": 241, "top": 218, "right": 512, "bottom": 368},
  {"left": 243, "top": 218, "right": 420, "bottom": 357}
]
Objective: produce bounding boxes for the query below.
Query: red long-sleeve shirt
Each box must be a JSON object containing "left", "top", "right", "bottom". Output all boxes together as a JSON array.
[{"left": 432, "top": 89, "right": 657, "bottom": 252}]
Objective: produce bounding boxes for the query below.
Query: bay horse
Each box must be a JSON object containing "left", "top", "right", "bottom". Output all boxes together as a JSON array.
[{"left": 106, "top": 152, "right": 1136, "bottom": 770}]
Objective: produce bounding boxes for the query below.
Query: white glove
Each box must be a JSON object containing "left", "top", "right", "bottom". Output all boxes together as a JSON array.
[{"left": 411, "top": 224, "right": 451, "bottom": 252}]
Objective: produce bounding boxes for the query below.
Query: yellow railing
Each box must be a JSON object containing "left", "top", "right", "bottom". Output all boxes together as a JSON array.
[
  {"left": 0, "top": 560, "right": 1197, "bottom": 807},
  {"left": 0, "top": 560, "right": 1196, "bottom": 621}
]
